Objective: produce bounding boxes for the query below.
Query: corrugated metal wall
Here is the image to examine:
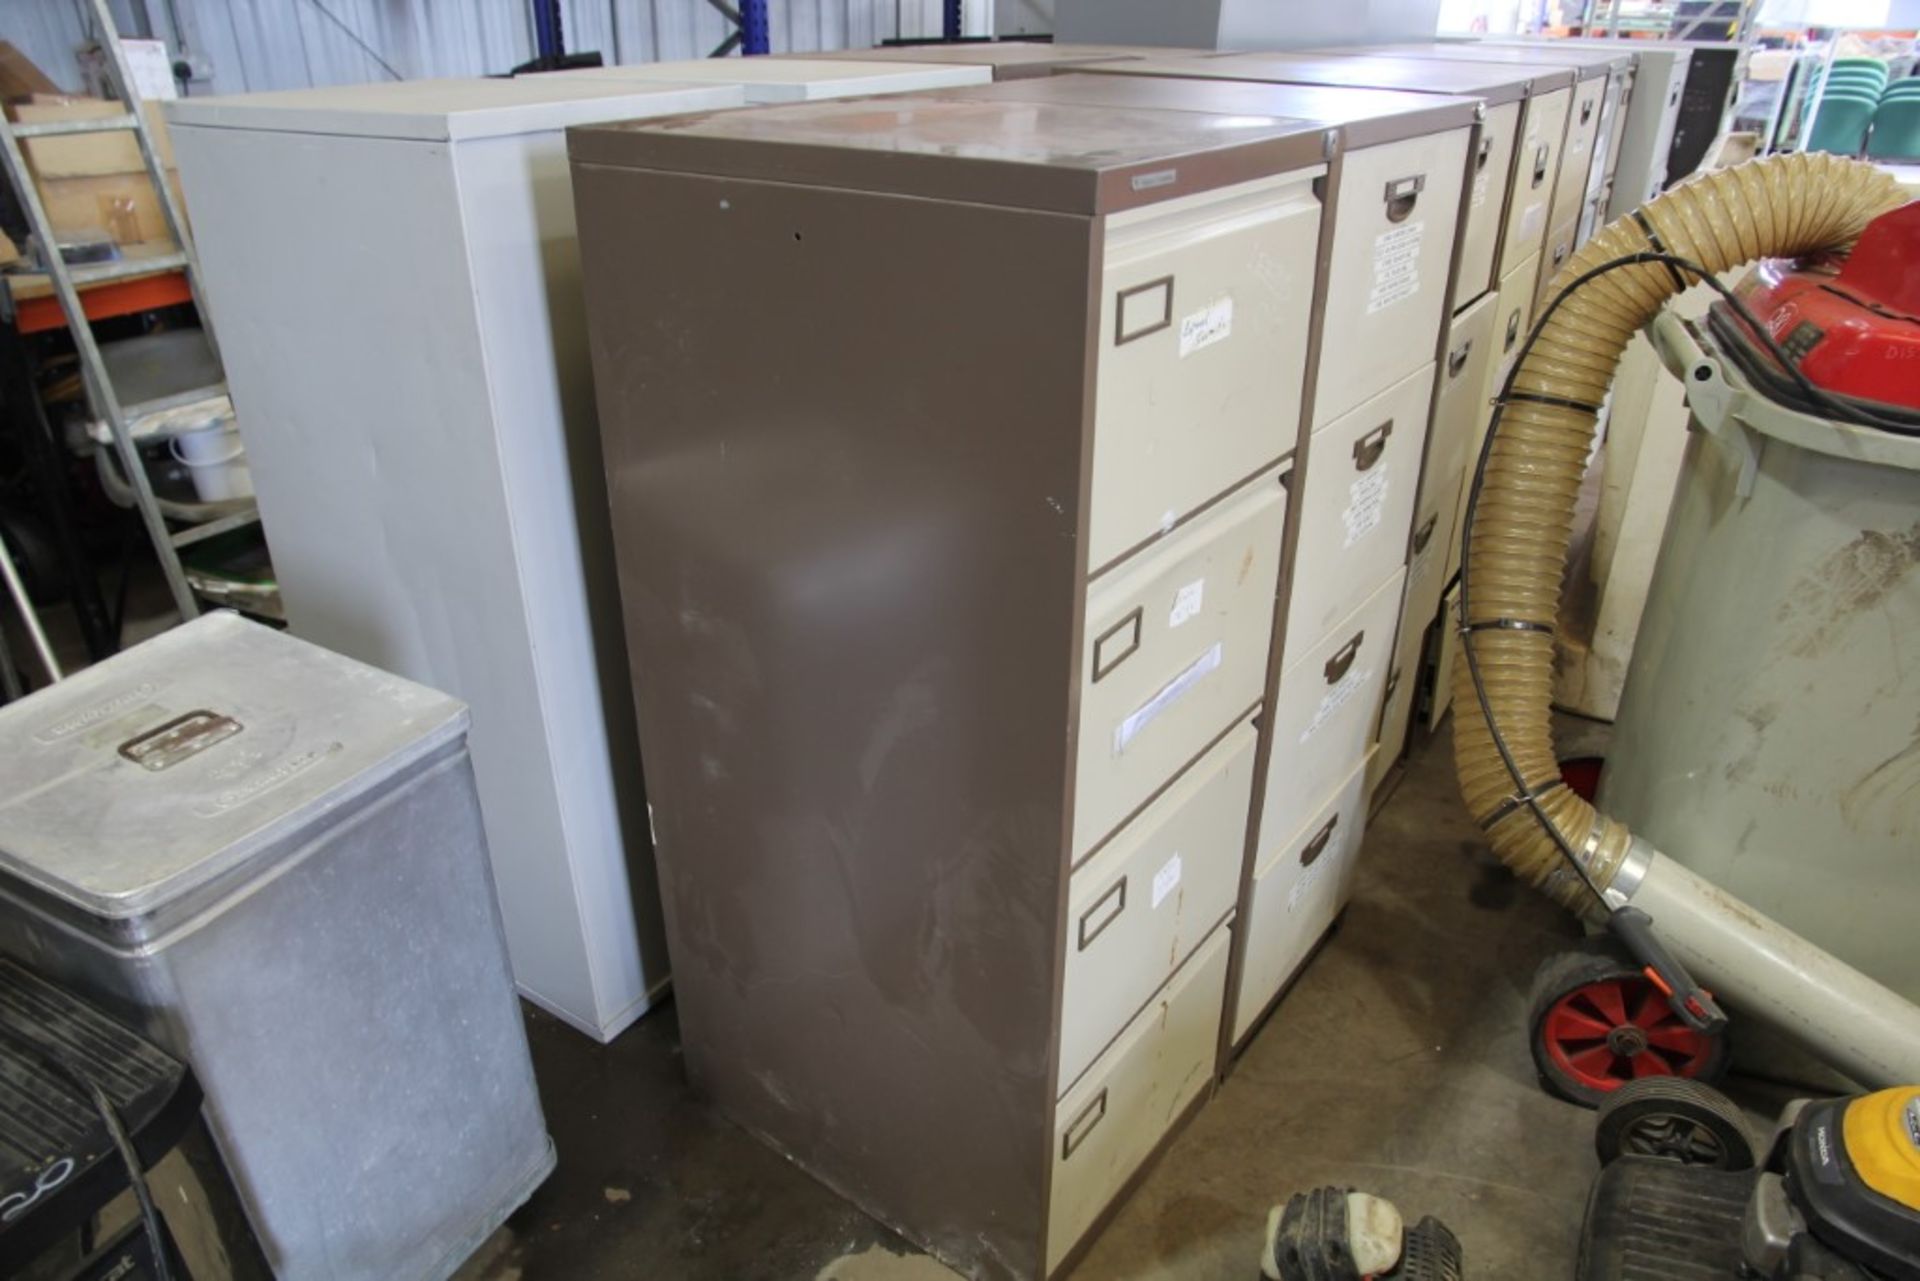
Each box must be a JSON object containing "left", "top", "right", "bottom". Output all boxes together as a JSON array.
[{"left": 4, "top": 0, "right": 999, "bottom": 97}]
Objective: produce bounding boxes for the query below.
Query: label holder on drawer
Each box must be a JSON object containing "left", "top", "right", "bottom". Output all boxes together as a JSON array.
[
  {"left": 1078, "top": 877, "right": 1128, "bottom": 952},
  {"left": 1114, "top": 276, "right": 1174, "bottom": 347},
  {"left": 1324, "top": 631, "right": 1364, "bottom": 685},
  {"left": 1384, "top": 174, "right": 1425, "bottom": 223},
  {"left": 1352, "top": 423, "right": 1393, "bottom": 472},
  {"left": 1299, "top": 814, "right": 1339, "bottom": 867},
  {"left": 1062, "top": 1088, "right": 1109, "bottom": 1159},
  {"left": 1092, "top": 608, "right": 1143, "bottom": 683},
  {"left": 1412, "top": 512, "right": 1438, "bottom": 557}
]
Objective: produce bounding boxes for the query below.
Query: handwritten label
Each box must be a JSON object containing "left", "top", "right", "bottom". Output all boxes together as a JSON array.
[
  {"left": 1114, "top": 642, "right": 1222, "bottom": 755},
  {"left": 1288, "top": 831, "right": 1346, "bottom": 912},
  {"left": 1169, "top": 579, "right": 1205, "bottom": 629},
  {"left": 1178, "top": 297, "right": 1233, "bottom": 358},
  {"left": 1367, "top": 222, "right": 1423, "bottom": 314},
  {"left": 1344, "top": 468, "right": 1390, "bottom": 548},
  {"left": 1299, "top": 666, "right": 1374, "bottom": 744},
  {"left": 1152, "top": 854, "right": 1183, "bottom": 910}
]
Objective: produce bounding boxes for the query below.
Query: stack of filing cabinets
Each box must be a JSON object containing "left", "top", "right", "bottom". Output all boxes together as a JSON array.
[
  {"left": 1072, "top": 50, "right": 1576, "bottom": 799},
  {"left": 571, "top": 74, "right": 1473, "bottom": 1280}
]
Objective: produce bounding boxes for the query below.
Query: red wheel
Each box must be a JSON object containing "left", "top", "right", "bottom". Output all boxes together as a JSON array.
[{"left": 1528, "top": 944, "right": 1729, "bottom": 1107}]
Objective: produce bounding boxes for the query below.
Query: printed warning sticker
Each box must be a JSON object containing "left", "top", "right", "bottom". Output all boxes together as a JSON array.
[
  {"left": 1367, "top": 222, "right": 1424, "bottom": 315},
  {"left": 1179, "top": 297, "right": 1234, "bottom": 357},
  {"left": 1169, "top": 579, "right": 1205, "bottom": 629},
  {"left": 1152, "top": 854, "right": 1183, "bottom": 910},
  {"left": 1299, "top": 666, "right": 1374, "bottom": 745},
  {"left": 1343, "top": 468, "right": 1390, "bottom": 548}
]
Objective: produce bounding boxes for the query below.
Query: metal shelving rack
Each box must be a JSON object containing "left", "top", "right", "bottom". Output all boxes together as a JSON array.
[{"left": 0, "top": 0, "right": 250, "bottom": 625}]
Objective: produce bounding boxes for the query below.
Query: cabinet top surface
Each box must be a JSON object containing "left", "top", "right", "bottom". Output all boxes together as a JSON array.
[
  {"left": 1332, "top": 41, "right": 1632, "bottom": 78},
  {"left": 568, "top": 85, "right": 1333, "bottom": 213},
  {"left": 783, "top": 43, "right": 1156, "bottom": 70},
  {"left": 165, "top": 76, "right": 746, "bottom": 142},
  {"left": 1022, "top": 71, "right": 1482, "bottom": 144},
  {"left": 1091, "top": 50, "right": 1569, "bottom": 102},
  {"left": 531, "top": 58, "right": 993, "bottom": 95}
]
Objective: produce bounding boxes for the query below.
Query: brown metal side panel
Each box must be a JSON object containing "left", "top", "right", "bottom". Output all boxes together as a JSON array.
[{"left": 572, "top": 161, "right": 1091, "bottom": 1281}]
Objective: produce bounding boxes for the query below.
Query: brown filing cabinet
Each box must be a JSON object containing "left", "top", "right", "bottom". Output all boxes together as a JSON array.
[
  {"left": 570, "top": 87, "right": 1337, "bottom": 1280},
  {"left": 976, "top": 70, "right": 1476, "bottom": 1052}
]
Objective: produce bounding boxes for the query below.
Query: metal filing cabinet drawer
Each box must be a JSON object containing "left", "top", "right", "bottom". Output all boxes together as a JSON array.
[
  {"left": 1286, "top": 366, "right": 1431, "bottom": 657},
  {"left": 1535, "top": 217, "right": 1580, "bottom": 316},
  {"left": 1457, "top": 98, "right": 1522, "bottom": 313},
  {"left": 1425, "top": 292, "right": 1499, "bottom": 507},
  {"left": 1048, "top": 925, "right": 1230, "bottom": 1273},
  {"left": 1500, "top": 86, "right": 1569, "bottom": 276},
  {"left": 1311, "top": 131, "right": 1468, "bottom": 430},
  {"left": 1265, "top": 568, "right": 1405, "bottom": 851},
  {"left": 1059, "top": 720, "right": 1255, "bottom": 1095},
  {"left": 1075, "top": 473, "right": 1286, "bottom": 859},
  {"left": 1234, "top": 754, "right": 1372, "bottom": 1043},
  {"left": 1553, "top": 75, "right": 1606, "bottom": 233},
  {"left": 1090, "top": 171, "right": 1322, "bottom": 571}
]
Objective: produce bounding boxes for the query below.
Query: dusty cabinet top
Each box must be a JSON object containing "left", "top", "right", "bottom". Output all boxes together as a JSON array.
[
  {"left": 531, "top": 57, "right": 993, "bottom": 102},
  {"left": 1086, "top": 50, "right": 1572, "bottom": 103},
  {"left": 164, "top": 75, "right": 745, "bottom": 142},
  {"left": 985, "top": 71, "right": 1482, "bottom": 149},
  {"left": 0, "top": 613, "right": 467, "bottom": 919},
  {"left": 567, "top": 85, "right": 1334, "bottom": 213}
]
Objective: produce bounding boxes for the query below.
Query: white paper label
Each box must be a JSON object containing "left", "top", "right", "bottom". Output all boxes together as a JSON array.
[
  {"left": 1299, "top": 666, "right": 1374, "bottom": 744},
  {"left": 1367, "top": 222, "right": 1424, "bottom": 314},
  {"left": 1169, "top": 579, "right": 1205, "bottom": 629},
  {"left": 1152, "top": 854, "right": 1183, "bottom": 909},
  {"left": 1343, "top": 468, "right": 1390, "bottom": 548},
  {"left": 1519, "top": 200, "right": 1548, "bottom": 244},
  {"left": 1288, "top": 833, "right": 1346, "bottom": 912},
  {"left": 1114, "top": 642, "right": 1223, "bottom": 755},
  {"left": 1178, "top": 297, "right": 1234, "bottom": 357},
  {"left": 1471, "top": 168, "right": 1491, "bottom": 210}
]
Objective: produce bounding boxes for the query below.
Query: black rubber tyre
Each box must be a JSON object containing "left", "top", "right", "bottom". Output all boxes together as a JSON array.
[
  {"left": 1593, "top": 1077, "right": 1756, "bottom": 1171},
  {"left": 1527, "top": 940, "right": 1731, "bottom": 1108}
]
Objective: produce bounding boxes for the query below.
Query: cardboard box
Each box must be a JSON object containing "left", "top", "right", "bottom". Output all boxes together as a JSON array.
[
  {"left": 36, "top": 169, "right": 186, "bottom": 246},
  {"left": 0, "top": 41, "right": 61, "bottom": 100}
]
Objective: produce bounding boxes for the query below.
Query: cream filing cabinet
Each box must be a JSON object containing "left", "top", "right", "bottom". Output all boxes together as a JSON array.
[
  {"left": 569, "top": 86, "right": 1345, "bottom": 1281},
  {"left": 1038, "top": 67, "right": 1476, "bottom": 1043},
  {"left": 165, "top": 75, "right": 754, "bottom": 1044}
]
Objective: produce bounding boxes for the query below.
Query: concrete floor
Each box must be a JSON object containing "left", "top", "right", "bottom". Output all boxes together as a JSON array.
[{"left": 457, "top": 728, "right": 1613, "bottom": 1281}]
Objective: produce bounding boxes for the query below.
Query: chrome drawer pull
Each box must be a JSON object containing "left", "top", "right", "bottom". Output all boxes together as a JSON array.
[
  {"left": 1384, "top": 174, "right": 1425, "bottom": 224},
  {"left": 1324, "top": 631, "right": 1365, "bottom": 685},
  {"left": 1300, "top": 813, "right": 1339, "bottom": 867},
  {"left": 1412, "top": 512, "right": 1439, "bottom": 556},
  {"left": 1077, "top": 877, "right": 1127, "bottom": 952},
  {"left": 1353, "top": 422, "right": 1393, "bottom": 472},
  {"left": 1062, "top": 1088, "right": 1109, "bottom": 1160}
]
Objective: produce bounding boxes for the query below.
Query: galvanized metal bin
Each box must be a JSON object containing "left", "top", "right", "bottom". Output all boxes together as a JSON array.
[{"left": 0, "top": 612, "right": 553, "bottom": 1280}]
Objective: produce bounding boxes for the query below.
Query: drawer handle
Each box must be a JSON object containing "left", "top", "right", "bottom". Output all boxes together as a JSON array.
[
  {"left": 1532, "top": 142, "right": 1551, "bottom": 188},
  {"left": 1062, "top": 1087, "right": 1109, "bottom": 1160},
  {"left": 1581, "top": 98, "right": 1595, "bottom": 126},
  {"left": 1447, "top": 338, "right": 1473, "bottom": 379},
  {"left": 1475, "top": 136, "right": 1493, "bottom": 173},
  {"left": 1324, "top": 630, "right": 1364, "bottom": 685},
  {"left": 1384, "top": 174, "right": 1425, "bottom": 223},
  {"left": 1077, "top": 876, "right": 1127, "bottom": 952},
  {"left": 1412, "top": 511, "right": 1438, "bottom": 556},
  {"left": 1504, "top": 310, "right": 1522, "bottom": 353},
  {"left": 1114, "top": 275, "right": 1174, "bottom": 346},
  {"left": 1279, "top": 465, "right": 1294, "bottom": 494},
  {"left": 1383, "top": 664, "right": 1402, "bottom": 706},
  {"left": 1552, "top": 242, "right": 1569, "bottom": 269},
  {"left": 1352, "top": 422, "right": 1392, "bottom": 472},
  {"left": 1300, "top": 813, "right": 1339, "bottom": 868},
  {"left": 1092, "top": 607, "right": 1143, "bottom": 683}
]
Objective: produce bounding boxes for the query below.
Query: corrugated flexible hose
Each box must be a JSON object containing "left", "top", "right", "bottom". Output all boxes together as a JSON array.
[{"left": 1452, "top": 153, "right": 1920, "bottom": 1084}]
